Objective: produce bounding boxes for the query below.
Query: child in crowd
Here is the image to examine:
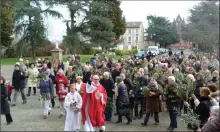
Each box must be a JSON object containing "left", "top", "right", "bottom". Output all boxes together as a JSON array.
[
  {"left": 64, "top": 83, "right": 82, "bottom": 131},
  {"left": 6, "top": 81, "right": 14, "bottom": 102}
]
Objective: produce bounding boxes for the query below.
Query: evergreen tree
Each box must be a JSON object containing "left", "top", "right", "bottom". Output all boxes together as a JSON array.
[
  {"left": 0, "top": 0, "right": 14, "bottom": 48},
  {"left": 86, "top": 1, "right": 115, "bottom": 51}
]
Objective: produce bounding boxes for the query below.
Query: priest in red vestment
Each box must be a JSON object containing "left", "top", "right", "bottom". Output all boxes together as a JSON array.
[{"left": 81, "top": 74, "right": 107, "bottom": 131}]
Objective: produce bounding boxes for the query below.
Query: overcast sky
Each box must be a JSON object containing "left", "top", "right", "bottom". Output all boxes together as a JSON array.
[{"left": 45, "top": 1, "right": 200, "bottom": 42}]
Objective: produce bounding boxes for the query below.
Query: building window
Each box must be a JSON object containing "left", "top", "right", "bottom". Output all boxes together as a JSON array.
[
  {"left": 136, "top": 29, "right": 138, "bottom": 34},
  {"left": 136, "top": 37, "right": 138, "bottom": 42},
  {"left": 129, "top": 29, "right": 131, "bottom": 34},
  {"left": 128, "top": 37, "right": 131, "bottom": 42}
]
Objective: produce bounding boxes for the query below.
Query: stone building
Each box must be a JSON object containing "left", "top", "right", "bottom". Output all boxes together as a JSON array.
[{"left": 117, "top": 21, "right": 144, "bottom": 50}]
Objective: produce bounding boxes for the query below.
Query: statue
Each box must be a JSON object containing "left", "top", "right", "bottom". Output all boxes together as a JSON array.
[{"left": 56, "top": 42, "right": 59, "bottom": 49}]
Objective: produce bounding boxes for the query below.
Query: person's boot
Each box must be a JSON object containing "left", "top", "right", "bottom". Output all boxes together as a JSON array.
[{"left": 27, "top": 87, "right": 31, "bottom": 96}]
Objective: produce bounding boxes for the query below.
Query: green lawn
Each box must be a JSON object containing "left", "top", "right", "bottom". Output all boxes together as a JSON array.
[{"left": 1, "top": 55, "right": 122, "bottom": 65}]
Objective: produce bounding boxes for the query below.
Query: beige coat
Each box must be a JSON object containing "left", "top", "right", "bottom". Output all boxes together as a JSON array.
[{"left": 27, "top": 68, "right": 39, "bottom": 87}]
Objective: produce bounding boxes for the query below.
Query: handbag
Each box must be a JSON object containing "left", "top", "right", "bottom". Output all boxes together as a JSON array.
[{"left": 118, "top": 102, "right": 130, "bottom": 116}]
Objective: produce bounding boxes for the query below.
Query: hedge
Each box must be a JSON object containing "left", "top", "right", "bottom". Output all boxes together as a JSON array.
[{"left": 115, "top": 49, "right": 138, "bottom": 56}]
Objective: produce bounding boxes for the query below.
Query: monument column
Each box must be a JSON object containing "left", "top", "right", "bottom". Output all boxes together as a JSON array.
[{"left": 50, "top": 43, "right": 64, "bottom": 61}]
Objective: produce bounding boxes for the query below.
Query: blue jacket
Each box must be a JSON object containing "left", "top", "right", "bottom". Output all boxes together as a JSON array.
[{"left": 38, "top": 78, "right": 53, "bottom": 94}]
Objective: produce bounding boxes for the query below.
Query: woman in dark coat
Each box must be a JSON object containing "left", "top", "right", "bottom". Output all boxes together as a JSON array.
[
  {"left": 142, "top": 78, "right": 160, "bottom": 126},
  {"left": 1, "top": 76, "right": 13, "bottom": 125},
  {"left": 11, "top": 64, "right": 27, "bottom": 107},
  {"left": 115, "top": 76, "right": 132, "bottom": 125}
]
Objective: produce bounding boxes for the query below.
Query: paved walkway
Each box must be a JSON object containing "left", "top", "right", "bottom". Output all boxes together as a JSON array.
[{"left": 1, "top": 49, "right": 193, "bottom": 131}]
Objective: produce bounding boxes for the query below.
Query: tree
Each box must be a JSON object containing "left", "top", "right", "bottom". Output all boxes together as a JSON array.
[
  {"left": 0, "top": 0, "right": 14, "bottom": 48},
  {"left": 86, "top": 1, "right": 115, "bottom": 52},
  {"left": 181, "top": 1, "right": 219, "bottom": 52},
  {"left": 108, "top": 0, "right": 126, "bottom": 40},
  {"left": 14, "top": 0, "right": 62, "bottom": 59},
  {"left": 146, "top": 15, "right": 179, "bottom": 47},
  {"left": 46, "top": 0, "right": 90, "bottom": 54}
]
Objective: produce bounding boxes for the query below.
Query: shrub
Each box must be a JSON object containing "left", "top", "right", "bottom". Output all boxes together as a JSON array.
[{"left": 115, "top": 49, "right": 138, "bottom": 56}]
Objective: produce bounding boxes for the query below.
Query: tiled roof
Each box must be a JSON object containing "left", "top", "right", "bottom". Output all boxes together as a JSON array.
[{"left": 126, "top": 22, "right": 142, "bottom": 28}]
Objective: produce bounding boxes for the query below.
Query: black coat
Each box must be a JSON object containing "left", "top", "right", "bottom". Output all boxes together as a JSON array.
[
  {"left": 118, "top": 83, "right": 129, "bottom": 105},
  {"left": 111, "top": 69, "right": 120, "bottom": 83},
  {"left": 100, "top": 78, "right": 114, "bottom": 98},
  {"left": 196, "top": 96, "right": 212, "bottom": 125},
  {"left": 1, "top": 84, "right": 10, "bottom": 115},
  {"left": 12, "top": 70, "right": 26, "bottom": 90},
  {"left": 83, "top": 71, "right": 92, "bottom": 83},
  {"left": 134, "top": 76, "right": 148, "bottom": 100}
]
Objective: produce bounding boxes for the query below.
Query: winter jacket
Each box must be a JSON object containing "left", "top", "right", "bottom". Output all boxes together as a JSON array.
[
  {"left": 118, "top": 83, "right": 129, "bottom": 105},
  {"left": 1, "top": 83, "right": 10, "bottom": 115},
  {"left": 12, "top": 70, "right": 26, "bottom": 90},
  {"left": 201, "top": 117, "right": 220, "bottom": 132},
  {"left": 55, "top": 74, "right": 68, "bottom": 95},
  {"left": 196, "top": 96, "right": 212, "bottom": 126},
  {"left": 38, "top": 78, "right": 53, "bottom": 95},
  {"left": 27, "top": 68, "right": 39, "bottom": 88},
  {"left": 100, "top": 78, "right": 114, "bottom": 99}
]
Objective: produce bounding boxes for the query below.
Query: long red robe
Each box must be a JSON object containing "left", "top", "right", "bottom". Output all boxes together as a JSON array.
[{"left": 81, "top": 84, "right": 107, "bottom": 127}]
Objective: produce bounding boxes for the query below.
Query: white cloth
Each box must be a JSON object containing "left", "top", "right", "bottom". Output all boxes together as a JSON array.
[
  {"left": 60, "top": 101, "right": 65, "bottom": 115},
  {"left": 194, "top": 97, "right": 219, "bottom": 106},
  {"left": 41, "top": 99, "right": 51, "bottom": 116},
  {"left": 64, "top": 92, "right": 82, "bottom": 131},
  {"left": 76, "top": 82, "right": 82, "bottom": 92}
]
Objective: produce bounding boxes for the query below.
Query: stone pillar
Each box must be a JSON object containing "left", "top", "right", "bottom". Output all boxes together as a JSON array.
[{"left": 50, "top": 47, "right": 64, "bottom": 61}]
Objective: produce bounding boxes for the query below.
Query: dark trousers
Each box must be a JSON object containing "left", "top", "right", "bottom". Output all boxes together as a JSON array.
[
  {"left": 27, "top": 87, "right": 36, "bottom": 95},
  {"left": 134, "top": 98, "right": 144, "bottom": 118},
  {"left": 118, "top": 113, "right": 131, "bottom": 122},
  {"left": 51, "top": 99, "right": 55, "bottom": 107},
  {"left": 5, "top": 114, "right": 13, "bottom": 123},
  {"left": 115, "top": 99, "right": 119, "bottom": 114},
  {"left": 168, "top": 101, "right": 180, "bottom": 128},
  {"left": 8, "top": 94, "right": 11, "bottom": 102},
  {"left": 105, "top": 108, "right": 112, "bottom": 120},
  {"left": 143, "top": 112, "right": 159, "bottom": 124}
]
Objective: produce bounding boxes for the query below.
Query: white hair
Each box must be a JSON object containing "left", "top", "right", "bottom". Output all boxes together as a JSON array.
[
  {"left": 103, "top": 72, "right": 110, "bottom": 78},
  {"left": 210, "top": 106, "right": 219, "bottom": 117},
  {"left": 58, "top": 69, "right": 64, "bottom": 74},
  {"left": 187, "top": 74, "right": 195, "bottom": 81},
  {"left": 174, "top": 68, "right": 179, "bottom": 73},
  {"left": 168, "top": 76, "right": 175, "bottom": 82},
  {"left": 120, "top": 73, "right": 126, "bottom": 80}
]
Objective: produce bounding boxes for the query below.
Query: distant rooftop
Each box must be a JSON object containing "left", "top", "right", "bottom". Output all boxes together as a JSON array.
[{"left": 126, "top": 22, "right": 142, "bottom": 28}]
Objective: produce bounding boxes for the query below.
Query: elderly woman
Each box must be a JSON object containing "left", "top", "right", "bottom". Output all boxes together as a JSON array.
[
  {"left": 27, "top": 63, "right": 39, "bottom": 96},
  {"left": 201, "top": 106, "right": 220, "bottom": 132},
  {"left": 115, "top": 76, "right": 132, "bottom": 125},
  {"left": 55, "top": 69, "right": 69, "bottom": 117},
  {"left": 1, "top": 76, "right": 13, "bottom": 125},
  {"left": 141, "top": 77, "right": 160, "bottom": 126},
  {"left": 100, "top": 72, "right": 115, "bottom": 121},
  {"left": 38, "top": 70, "right": 53, "bottom": 119}
]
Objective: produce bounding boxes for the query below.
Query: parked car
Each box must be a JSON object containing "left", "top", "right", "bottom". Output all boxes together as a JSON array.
[
  {"left": 147, "top": 46, "right": 159, "bottom": 56},
  {"left": 134, "top": 51, "right": 148, "bottom": 59}
]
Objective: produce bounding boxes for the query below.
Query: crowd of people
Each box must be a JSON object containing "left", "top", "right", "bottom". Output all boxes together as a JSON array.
[{"left": 1, "top": 50, "right": 219, "bottom": 132}]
